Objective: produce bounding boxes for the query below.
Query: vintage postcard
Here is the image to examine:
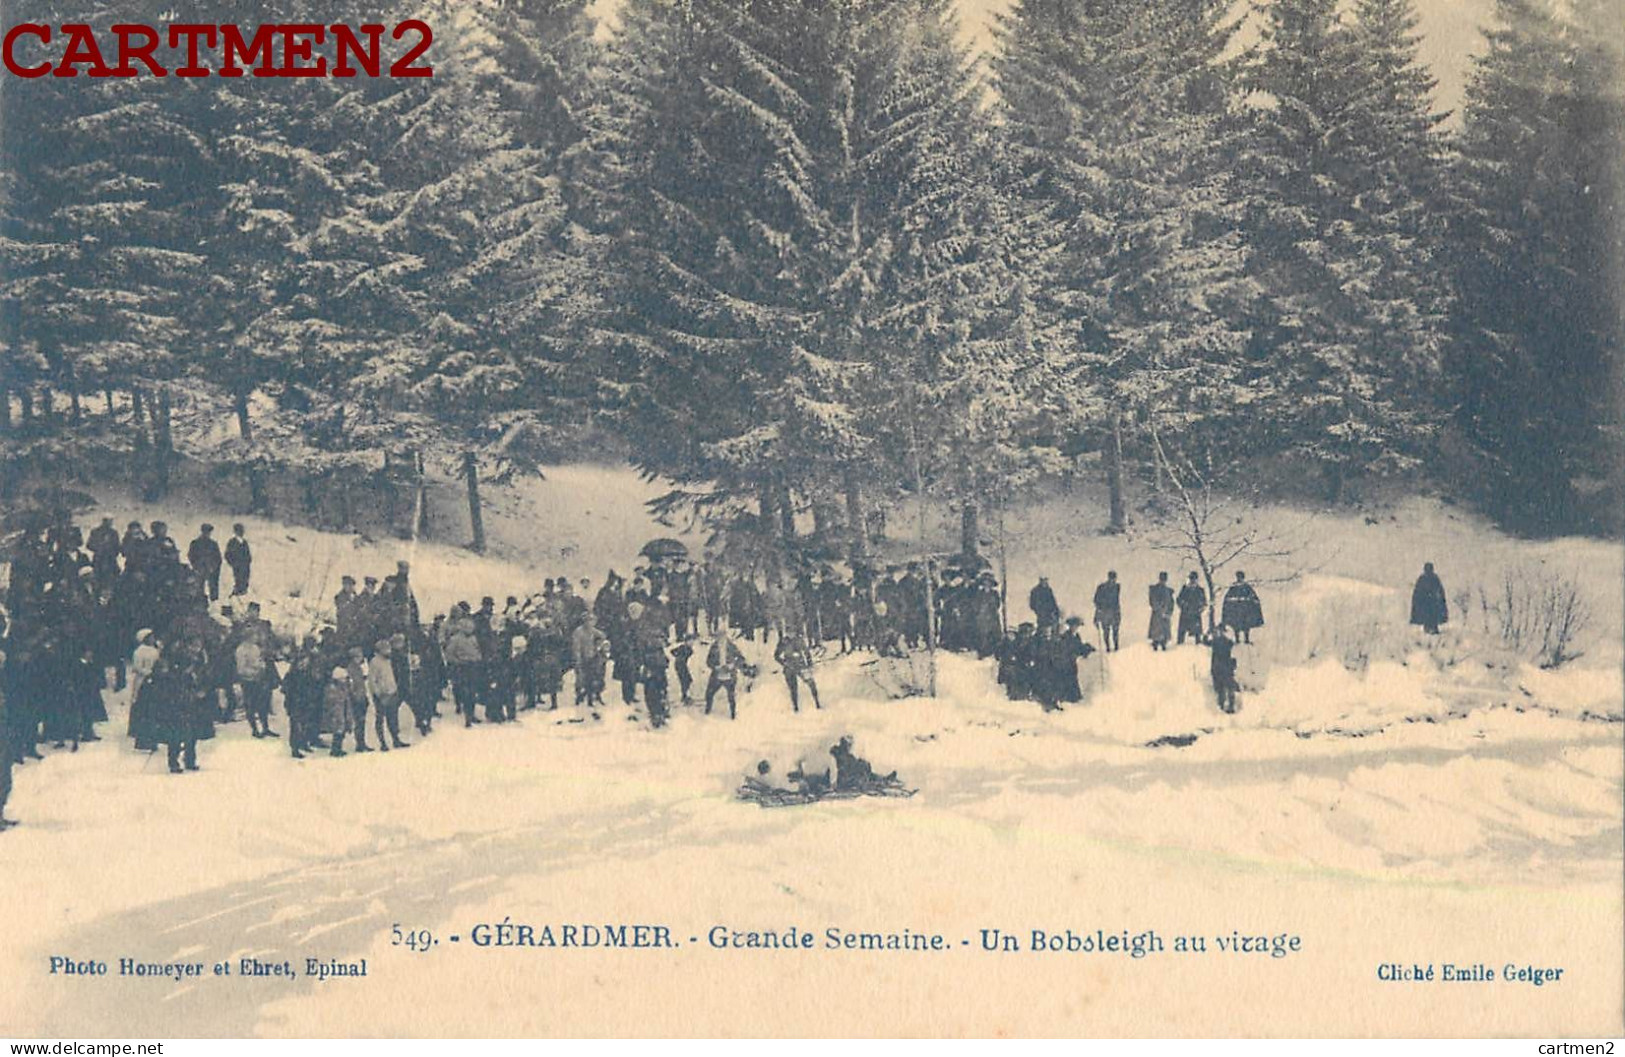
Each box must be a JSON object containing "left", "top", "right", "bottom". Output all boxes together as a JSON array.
[{"left": 0, "top": 0, "right": 1620, "bottom": 1041}]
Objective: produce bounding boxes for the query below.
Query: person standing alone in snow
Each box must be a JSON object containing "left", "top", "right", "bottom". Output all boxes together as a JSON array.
[{"left": 1409, "top": 562, "right": 1448, "bottom": 635}]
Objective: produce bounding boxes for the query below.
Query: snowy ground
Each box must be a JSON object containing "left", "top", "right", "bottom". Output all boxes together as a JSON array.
[{"left": 2, "top": 466, "right": 1621, "bottom": 1037}]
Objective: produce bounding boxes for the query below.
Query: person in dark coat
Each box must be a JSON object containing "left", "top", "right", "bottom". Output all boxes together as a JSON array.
[
  {"left": 224, "top": 524, "right": 252, "bottom": 597},
  {"left": 1031, "top": 624, "right": 1063, "bottom": 712},
  {"left": 283, "top": 637, "right": 320, "bottom": 759},
  {"left": 1176, "top": 572, "right": 1207, "bottom": 646},
  {"left": 1148, "top": 572, "right": 1175, "bottom": 650},
  {"left": 1410, "top": 562, "right": 1448, "bottom": 634},
  {"left": 120, "top": 522, "right": 150, "bottom": 576},
  {"left": 87, "top": 517, "right": 121, "bottom": 586},
  {"left": 831, "top": 735, "right": 894, "bottom": 792},
  {"left": 996, "top": 625, "right": 1029, "bottom": 699},
  {"left": 1209, "top": 625, "right": 1240, "bottom": 714},
  {"left": 1028, "top": 577, "right": 1060, "bottom": 630},
  {"left": 971, "top": 573, "right": 1002, "bottom": 658},
  {"left": 152, "top": 644, "right": 209, "bottom": 773},
  {"left": 187, "top": 524, "right": 223, "bottom": 602},
  {"left": 1059, "top": 617, "right": 1091, "bottom": 702},
  {"left": 333, "top": 576, "right": 360, "bottom": 650},
  {"left": 672, "top": 633, "right": 696, "bottom": 705},
  {"left": 1092, "top": 572, "right": 1122, "bottom": 652},
  {"left": 1220, "top": 571, "right": 1264, "bottom": 644}
]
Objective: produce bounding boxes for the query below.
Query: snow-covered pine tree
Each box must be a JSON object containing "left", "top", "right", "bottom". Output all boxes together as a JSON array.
[
  {"left": 996, "top": 0, "right": 1251, "bottom": 522},
  {"left": 1449, "top": 0, "right": 1624, "bottom": 530},
  {"left": 1237, "top": 0, "right": 1446, "bottom": 500},
  {"left": 596, "top": 0, "right": 1056, "bottom": 560},
  {"left": 183, "top": 0, "right": 366, "bottom": 449},
  {"left": 0, "top": 0, "right": 208, "bottom": 445},
  {"left": 333, "top": 0, "right": 603, "bottom": 481},
  {"left": 597, "top": 0, "right": 904, "bottom": 542},
  {"left": 864, "top": 0, "right": 1062, "bottom": 555}
]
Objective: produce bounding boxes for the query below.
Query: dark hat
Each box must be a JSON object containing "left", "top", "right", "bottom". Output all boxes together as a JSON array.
[
  {"left": 341, "top": 575, "right": 356, "bottom": 585},
  {"left": 364, "top": 576, "right": 378, "bottom": 585},
  {"left": 200, "top": 523, "right": 214, "bottom": 532}
]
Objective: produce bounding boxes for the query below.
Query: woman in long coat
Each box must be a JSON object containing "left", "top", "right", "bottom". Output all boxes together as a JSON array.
[
  {"left": 1409, "top": 562, "right": 1448, "bottom": 634},
  {"left": 1220, "top": 572, "right": 1264, "bottom": 644}
]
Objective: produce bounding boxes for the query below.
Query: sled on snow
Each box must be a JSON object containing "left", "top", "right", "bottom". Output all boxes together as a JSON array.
[{"left": 736, "top": 778, "right": 917, "bottom": 808}]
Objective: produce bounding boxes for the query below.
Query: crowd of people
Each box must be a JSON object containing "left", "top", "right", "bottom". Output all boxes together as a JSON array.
[
  {"left": 0, "top": 505, "right": 1454, "bottom": 832},
  {"left": 0, "top": 513, "right": 1008, "bottom": 817},
  {"left": 994, "top": 569, "right": 1267, "bottom": 713}
]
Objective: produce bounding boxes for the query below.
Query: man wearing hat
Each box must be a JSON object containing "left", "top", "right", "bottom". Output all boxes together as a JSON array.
[
  {"left": 1147, "top": 572, "right": 1175, "bottom": 650},
  {"left": 1176, "top": 572, "right": 1207, "bottom": 646},
  {"left": 387, "top": 560, "right": 420, "bottom": 638},
  {"left": 1092, "top": 571, "right": 1122, "bottom": 653},
  {"left": 356, "top": 577, "right": 384, "bottom": 657},
  {"left": 188, "top": 524, "right": 223, "bottom": 601},
  {"left": 225, "top": 523, "right": 252, "bottom": 597},
  {"left": 334, "top": 576, "right": 360, "bottom": 650}
]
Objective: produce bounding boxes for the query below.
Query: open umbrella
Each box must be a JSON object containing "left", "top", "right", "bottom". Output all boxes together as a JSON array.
[{"left": 640, "top": 537, "right": 690, "bottom": 561}]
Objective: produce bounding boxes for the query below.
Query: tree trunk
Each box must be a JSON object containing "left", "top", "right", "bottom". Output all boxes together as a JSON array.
[
  {"left": 1323, "top": 461, "right": 1344, "bottom": 503},
  {"left": 0, "top": 385, "right": 10, "bottom": 432},
  {"left": 150, "top": 389, "right": 173, "bottom": 501},
  {"left": 19, "top": 388, "right": 33, "bottom": 423},
  {"left": 463, "top": 451, "right": 486, "bottom": 553},
  {"left": 67, "top": 370, "right": 82, "bottom": 426},
  {"left": 234, "top": 391, "right": 253, "bottom": 442},
  {"left": 960, "top": 498, "right": 980, "bottom": 557},
  {"left": 778, "top": 481, "right": 796, "bottom": 543},
  {"left": 103, "top": 388, "right": 114, "bottom": 416},
  {"left": 756, "top": 480, "right": 782, "bottom": 582},
  {"left": 248, "top": 463, "right": 270, "bottom": 515},
  {"left": 131, "top": 389, "right": 148, "bottom": 449},
  {"left": 844, "top": 471, "right": 869, "bottom": 565},
  {"left": 40, "top": 386, "right": 55, "bottom": 424},
  {"left": 1106, "top": 412, "right": 1126, "bottom": 534}
]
